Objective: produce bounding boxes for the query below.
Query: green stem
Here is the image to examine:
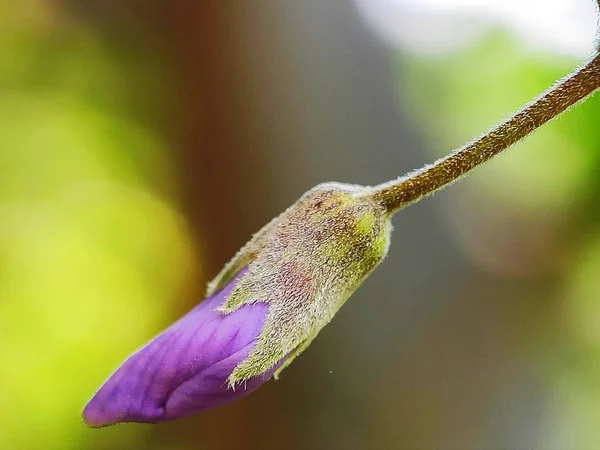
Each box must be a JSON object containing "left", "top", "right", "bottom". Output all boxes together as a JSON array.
[{"left": 370, "top": 55, "right": 600, "bottom": 215}]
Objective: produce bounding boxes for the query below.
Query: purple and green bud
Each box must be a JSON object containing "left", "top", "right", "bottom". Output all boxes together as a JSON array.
[
  {"left": 83, "top": 270, "right": 278, "bottom": 427},
  {"left": 82, "top": 15, "right": 600, "bottom": 426},
  {"left": 83, "top": 182, "right": 392, "bottom": 426}
]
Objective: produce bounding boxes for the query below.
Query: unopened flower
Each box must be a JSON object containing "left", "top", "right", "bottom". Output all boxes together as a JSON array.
[
  {"left": 83, "top": 270, "right": 280, "bottom": 427},
  {"left": 84, "top": 182, "right": 393, "bottom": 426}
]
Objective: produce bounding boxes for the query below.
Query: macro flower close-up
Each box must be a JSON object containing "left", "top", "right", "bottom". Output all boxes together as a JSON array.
[
  {"left": 3, "top": 0, "right": 600, "bottom": 449},
  {"left": 84, "top": 181, "right": 393, "bottom": 427}
]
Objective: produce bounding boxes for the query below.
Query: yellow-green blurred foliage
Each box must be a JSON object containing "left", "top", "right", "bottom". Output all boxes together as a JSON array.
[
  {"left": 0, "top": 3, "right": 198, "bottom": 448},
  {"left": 400, "top": 32, "right": 600, "bottom": 214}
]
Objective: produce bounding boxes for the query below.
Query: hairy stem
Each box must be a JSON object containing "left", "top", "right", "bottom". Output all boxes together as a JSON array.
[{"left": 371, "top": 55, "right": 600, "bottom": 215}]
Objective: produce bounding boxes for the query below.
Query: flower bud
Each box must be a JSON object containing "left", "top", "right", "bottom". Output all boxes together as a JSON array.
[{"left": 83, "top": 182, "right": 392, "bottom": 426}]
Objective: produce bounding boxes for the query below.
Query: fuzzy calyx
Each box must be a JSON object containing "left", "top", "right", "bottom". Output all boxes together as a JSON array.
[{"left": 207, "top": 182, "right": 392, "bottom": 387}]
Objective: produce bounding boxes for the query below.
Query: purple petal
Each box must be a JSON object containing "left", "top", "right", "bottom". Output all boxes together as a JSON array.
[{"left": 83, "top": 274, "right": 277, "bottom": 427}]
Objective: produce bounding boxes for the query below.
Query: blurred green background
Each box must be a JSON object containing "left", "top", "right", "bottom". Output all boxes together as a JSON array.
[{"left": 1, "top": 1, "right": 599, "bottom": 448}]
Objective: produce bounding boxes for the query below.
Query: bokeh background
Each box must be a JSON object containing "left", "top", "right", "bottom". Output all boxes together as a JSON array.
[{"left": 1, "top": 0, "right": 600, "bottom": 448}]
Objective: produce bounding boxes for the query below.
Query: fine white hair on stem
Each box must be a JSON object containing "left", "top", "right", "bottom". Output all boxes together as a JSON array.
[{"left": 368, "top": 52, "right": 600, "bottom": 215}]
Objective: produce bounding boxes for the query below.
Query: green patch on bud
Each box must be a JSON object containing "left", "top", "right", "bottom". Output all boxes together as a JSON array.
[
  {"left": 207, "top": 182, "right": 392, "bottom": 388},
  {"left": 355, "top": 211, "right": 377, "bottom": 235}
]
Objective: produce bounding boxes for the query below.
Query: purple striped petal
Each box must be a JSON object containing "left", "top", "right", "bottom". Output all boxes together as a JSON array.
[{"left": 83, "top": 273, "right": 277, "bottom": 427}]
